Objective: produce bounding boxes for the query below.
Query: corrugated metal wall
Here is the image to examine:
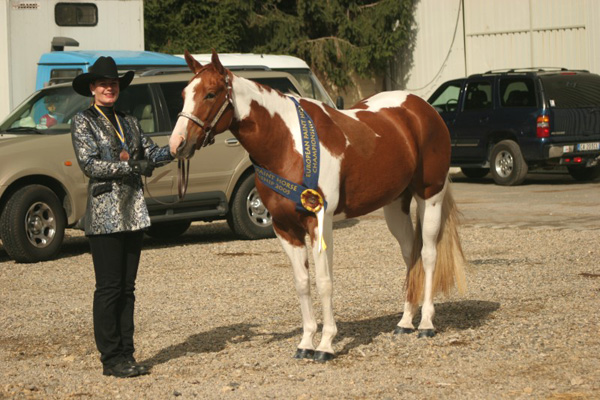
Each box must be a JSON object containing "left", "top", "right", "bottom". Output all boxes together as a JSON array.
[
  {"left": 403, "top": 0, "right": 600, "bottom": 99},
  {"left": 401, "top": 0, "right": 465, "bottom": 97}
]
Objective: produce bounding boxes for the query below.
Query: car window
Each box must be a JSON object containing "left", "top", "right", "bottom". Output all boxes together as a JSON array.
[
  {"left": 158, "top": 82, "right": 186, "bottom": 129},
  {"left": 276, "top": 69, "right": 335, "bottom": 108},
  {"left": 252, "top": 77, "right": 301, "bottom": 96},
  {"left": 464, "top": 81, "right": 492, "bottom": 110},
  {"left": 115, "top": 84, "right": 157, "bottom": 133},
  {"left": 0, "top": 86, "right": 90, "bottom": 133},
  {"left": 540, "top": 73, "right": 600, "bottom": 108},
  {"left": 429, "top": 82, "right": 461, "bottom": 112},
  {"left": 500, "top": 79, "right": 536, "bottom": 107}
]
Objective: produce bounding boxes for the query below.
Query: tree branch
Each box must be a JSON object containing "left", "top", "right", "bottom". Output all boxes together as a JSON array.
[
  {"left": 358, "top": 2, "right": 381, "bottom": 9},
  {"left": 303, "top": 36, "right": 359, "bottom": 49}
]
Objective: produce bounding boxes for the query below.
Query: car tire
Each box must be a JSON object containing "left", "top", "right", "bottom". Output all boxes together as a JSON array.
[
  {"left": 0, "top": 185, "right": 66, "bottom": 263},
  {"left": 490, "top": 140, "right": 528, "bottom": 186},
  {"left": 567, "top": 165, "right": 600, "bottom": 181},
  {"left": 145, "top": 220, "right": 191, "bottom": 239},
  {"left": 460, "top": 167, "right": 489, "bottom": 179},
  {"left": 227, "top": 173, "right": 274, "bottom": 240}
]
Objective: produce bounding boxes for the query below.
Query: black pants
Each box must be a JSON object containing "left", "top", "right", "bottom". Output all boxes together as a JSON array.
[{"left": 88, "top": 230, "right": 144, "bottom": 367}]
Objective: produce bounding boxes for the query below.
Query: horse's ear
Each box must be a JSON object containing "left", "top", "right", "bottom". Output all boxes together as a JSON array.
[
  {"left": 211, "top": 49, "right": 225, "bottom": 75},
  {"left": 184, "top": 50, "right": 202, "bottom": 74}
]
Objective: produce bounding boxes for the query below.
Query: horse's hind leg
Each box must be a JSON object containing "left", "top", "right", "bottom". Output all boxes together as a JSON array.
[
  {"left": 383, "top": 193, "right": 418, "bottom": 333},
  {"left": 414, "top": 186, "right": 447, "bottom": 337},
  {"left": 276, "top": 232, "right": 317, "bottom": 359}
]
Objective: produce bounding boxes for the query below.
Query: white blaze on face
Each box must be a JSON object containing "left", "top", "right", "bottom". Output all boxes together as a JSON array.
[{"left": 169, "top": 77, "right": 202, "bottom": 155}]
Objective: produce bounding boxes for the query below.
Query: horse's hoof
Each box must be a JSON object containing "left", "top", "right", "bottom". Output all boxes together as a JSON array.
[
  {"left": 417, "top": 329, "right": 436, "bottom": 338},
  {"left": 394, "top": 326, "right": 415, "bottom": 335},
  {"left": 293, "top": 348, "right": 315, "bottom": 359},
  {"left": 313, "top": 351, "right": 334, "bottom": 362}
]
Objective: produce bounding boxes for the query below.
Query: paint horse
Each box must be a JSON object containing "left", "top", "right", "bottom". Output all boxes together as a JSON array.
[{"left": 169, "top": 50, "right": 466, "bottom": 362}]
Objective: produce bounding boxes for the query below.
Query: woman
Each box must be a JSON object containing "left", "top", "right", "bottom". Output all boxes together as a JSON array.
[{"left": 71, "top": 56, "right": 184, "bottom": 378}]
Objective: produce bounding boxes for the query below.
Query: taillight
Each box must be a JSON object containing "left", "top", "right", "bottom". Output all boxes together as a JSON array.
[{"left": 536, "top": 115, "right": 550, "bottom": 138}]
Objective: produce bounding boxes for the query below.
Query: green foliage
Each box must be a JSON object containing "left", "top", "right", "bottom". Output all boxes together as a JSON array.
[
  {"left": 145, "top": 0, "right": 252, "bottom": 53},
  {"left": 144, "top": 0, "right": 416, "bottom": 90}
]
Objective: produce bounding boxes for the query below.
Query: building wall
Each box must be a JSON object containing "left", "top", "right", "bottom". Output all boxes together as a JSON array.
[{"left": 401, "top": 0, "right": 600, "bottom": 100}]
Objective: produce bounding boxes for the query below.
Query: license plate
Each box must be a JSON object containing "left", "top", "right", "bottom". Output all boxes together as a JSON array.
[{"left": 577, "top": 142, "right": 600, "bottom": 151}]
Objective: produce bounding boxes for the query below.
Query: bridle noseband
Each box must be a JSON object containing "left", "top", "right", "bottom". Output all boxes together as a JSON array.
[{"left": 177, "top": 73, "right": 233, "bottom": 149}]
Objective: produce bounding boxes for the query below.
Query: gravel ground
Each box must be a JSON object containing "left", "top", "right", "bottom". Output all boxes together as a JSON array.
[{"left": 1, "top": 200, "right": 599, "bottom": 399}]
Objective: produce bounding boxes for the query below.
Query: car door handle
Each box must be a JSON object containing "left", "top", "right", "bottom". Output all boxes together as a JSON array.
[{"left": 225, "top": 138, "right": 240, "bottom": 146}]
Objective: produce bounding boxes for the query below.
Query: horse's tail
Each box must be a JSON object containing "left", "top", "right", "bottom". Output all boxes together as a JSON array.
[{"left": 405, "top": 183, "right": 467, "bottom": 304}]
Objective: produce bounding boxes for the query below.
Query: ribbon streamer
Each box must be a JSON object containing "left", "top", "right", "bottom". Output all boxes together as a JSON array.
[{"left": 253, "top": 97, "right": 328, "bottom": 252}]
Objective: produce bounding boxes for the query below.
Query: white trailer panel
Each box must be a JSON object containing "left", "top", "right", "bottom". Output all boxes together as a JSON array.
[{"left": 1, "top": 0, "right": 144, "bottom": 119}]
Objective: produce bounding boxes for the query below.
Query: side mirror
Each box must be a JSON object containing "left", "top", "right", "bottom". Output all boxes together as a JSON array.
[{"left": 336, "top": 96, "right": 344, "bottom": 110}]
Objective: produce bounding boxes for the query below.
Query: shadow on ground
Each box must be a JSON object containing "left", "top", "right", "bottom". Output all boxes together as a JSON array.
[
  {"left": 144, "top": 300, "right": 499, "bottom": 365},
  {"left": 143, "top": 323, "right": 259, "bottom": 367}
]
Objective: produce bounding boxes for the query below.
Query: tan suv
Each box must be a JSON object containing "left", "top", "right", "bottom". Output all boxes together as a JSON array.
[{"left": 0, "top": 70, "right": 313, "bottom": 263}]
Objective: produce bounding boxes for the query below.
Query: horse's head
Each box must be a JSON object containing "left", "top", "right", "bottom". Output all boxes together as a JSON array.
[{"left": 169, "top": 50, "right": 234, "bottom": 159}]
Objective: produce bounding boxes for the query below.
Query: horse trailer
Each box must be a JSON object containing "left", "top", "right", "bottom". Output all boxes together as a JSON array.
[{"left": 0, "top": 0, "right": 145, "bottom": 120}]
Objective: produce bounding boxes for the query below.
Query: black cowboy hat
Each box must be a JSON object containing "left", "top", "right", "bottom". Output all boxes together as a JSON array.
[{"left": 72, "top": 56, "right": 134, "bottom": 97}]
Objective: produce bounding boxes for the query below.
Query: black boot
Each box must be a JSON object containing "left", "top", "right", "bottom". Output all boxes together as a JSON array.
[
  {"left": 103, "top": 361, "right": 140, "bottom": 378},
  {"left": 125, "top": 357, "right": 150, "bottom": 375}
]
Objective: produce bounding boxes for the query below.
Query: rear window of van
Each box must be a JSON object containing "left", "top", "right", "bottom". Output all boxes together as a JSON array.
[{"left": 541, "top": 73, "right": 600, "bottom": 108}]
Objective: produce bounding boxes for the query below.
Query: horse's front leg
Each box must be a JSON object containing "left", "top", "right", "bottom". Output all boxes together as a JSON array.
[
  {"left": 275, "top": 231, "right": 317, "bottom": 359},
  {"left": 311, "top": 215, "right": 336, "bottom": 361}
]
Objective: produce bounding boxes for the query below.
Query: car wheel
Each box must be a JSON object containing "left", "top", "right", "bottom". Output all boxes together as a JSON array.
[
  {"left": 460, "top": 167, "right": 489, "bottom": 179},
  {"left": 0, "top": 185, "right": 66, "bottom": 263},
  {"left": 567, "top": 165, "right": 600, "bottom": 181},
  {"left": 490, "top": 140, "right": 528, "bottom": 186},
  {"left": 227, "top": 173, "right": 274, "bottom": 240},
  {"left": 145, "top": 220, "right": 191, "bottom": 239}
]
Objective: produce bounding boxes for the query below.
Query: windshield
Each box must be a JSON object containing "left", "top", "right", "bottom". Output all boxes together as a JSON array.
[
  {"left": 275, "top": 68, "right": 335, "bottom": 108},
  {"left": 0, "top": 86, "right": 90, "bottom": 134},
  {"left": 429, "top": 81, "right": 462, "bottom": 113}
]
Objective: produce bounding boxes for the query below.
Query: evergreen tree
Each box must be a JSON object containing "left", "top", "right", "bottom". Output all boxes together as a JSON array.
[{"left": 144, "top": 0, "right": 416, "bottom": 92}]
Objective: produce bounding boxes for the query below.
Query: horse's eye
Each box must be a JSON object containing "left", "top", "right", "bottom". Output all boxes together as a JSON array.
[{"left": 205, "top": 92, "right": 216, "bottom": 100}]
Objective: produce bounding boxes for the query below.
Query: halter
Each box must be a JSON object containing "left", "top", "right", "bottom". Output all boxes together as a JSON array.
[
  {"left": 174, "top": 73, "right": 232, "bottom": 200},
  {"left": 177, "top": 73, "right": 233, "bottom": 149}
]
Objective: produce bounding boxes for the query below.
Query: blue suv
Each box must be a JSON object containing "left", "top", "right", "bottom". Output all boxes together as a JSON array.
[{"left": 428, "top": 68, "right": 600, "bottom": 185}]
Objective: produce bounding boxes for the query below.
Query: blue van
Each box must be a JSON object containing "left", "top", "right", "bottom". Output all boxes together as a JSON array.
[{"left": 36, "top": 50, "right": 187, "bottom": 90}]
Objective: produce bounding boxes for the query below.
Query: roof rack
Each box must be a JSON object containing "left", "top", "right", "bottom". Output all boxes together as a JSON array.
[
  {"left": 137, "top": 65, "right": 275, "bottom": 77},
  {"left": 138, "top": 67, "right": 191, "bottom": 76},
  {"left": 483, "top": 67, "right": 571, "bottom": 74},
  {"left": 482, "top": 67, "right": 591, "bottom": 75},
  {"left": 226, "top": 65, "right": 271, "bottom": 71}
]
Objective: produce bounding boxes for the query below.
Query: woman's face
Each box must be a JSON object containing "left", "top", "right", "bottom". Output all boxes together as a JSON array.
[{"left": 90, "top": 78, "right": 120, "bottom": 107}]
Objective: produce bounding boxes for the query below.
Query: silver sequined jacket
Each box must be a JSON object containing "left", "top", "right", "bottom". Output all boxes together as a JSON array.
[{"left": 71, "top": 107, "right": 173, "bottom": 236}]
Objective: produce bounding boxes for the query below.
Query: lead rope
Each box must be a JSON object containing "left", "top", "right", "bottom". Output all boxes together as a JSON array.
[
  {"left": 178, "top": 159, "right": 190, "bottom": 199},
  {"left": 143, "top": 158, "right": 189, "bottom": 205}
]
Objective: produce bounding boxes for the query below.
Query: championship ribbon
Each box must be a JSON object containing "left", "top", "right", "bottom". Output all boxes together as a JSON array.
[
  {"left": 94, "top": 104, "right": 130, "bottom": 161},
  {"left": 253, "top": 97, "right": 327, "bottom": 252}
]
